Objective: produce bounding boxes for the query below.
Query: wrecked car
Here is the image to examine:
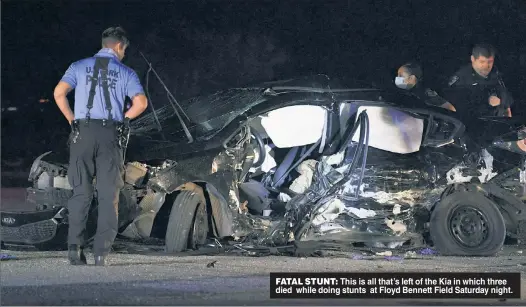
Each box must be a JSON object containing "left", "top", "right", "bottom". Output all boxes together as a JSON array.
[{"left": 1, "top": 75, "right": 525, "bottom": 256}]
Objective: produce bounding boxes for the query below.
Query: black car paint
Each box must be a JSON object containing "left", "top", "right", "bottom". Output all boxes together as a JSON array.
[
  {"left": 2, "top": 76, "right": 526, "bottom": 254},
  {"left": 145, "top": 89, "right": 523, "bottom": 248}
]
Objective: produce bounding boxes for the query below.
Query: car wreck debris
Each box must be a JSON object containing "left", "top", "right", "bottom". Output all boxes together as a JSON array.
[{"left": 1, "top": 75, "right": 525, "bottom": 258}]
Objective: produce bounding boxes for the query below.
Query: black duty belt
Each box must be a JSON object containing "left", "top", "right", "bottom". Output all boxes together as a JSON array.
[
  {"left": 74, "top": 119, "right": 121, "bottom": 126},
  {"left": 70, "top": 118, "right": 129, "bottom": 149}
]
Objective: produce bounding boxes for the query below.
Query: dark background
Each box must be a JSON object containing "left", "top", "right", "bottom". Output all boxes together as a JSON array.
[{"left": 2, "top": 0, "right": 526, "bottom": 175}]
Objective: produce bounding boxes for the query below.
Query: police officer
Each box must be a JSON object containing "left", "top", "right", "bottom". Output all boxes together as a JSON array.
[
  {"left": 447, "top": 43, "right": 513, "bottom": 117},
  {"left": 395, "top": 62, "right": 456, "bottom": 112},
  {"left": 53, "top": 27, "right": 148, "bottom": 266}
]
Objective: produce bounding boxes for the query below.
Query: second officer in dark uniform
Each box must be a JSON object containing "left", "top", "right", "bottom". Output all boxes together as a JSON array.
[
  {"left": 395, "top": 62, "right": 457, "bottom": 112},
  {"left": 53, "top": 26, "right": 148, "bottom": 266},
  {"left": 447, "top": 43, "right": 513, "bottom": 117}
]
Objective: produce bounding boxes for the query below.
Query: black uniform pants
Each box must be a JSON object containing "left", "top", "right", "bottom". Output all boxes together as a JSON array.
[{"left": 66, "top": 119, "right": 125, "bottom": 256}]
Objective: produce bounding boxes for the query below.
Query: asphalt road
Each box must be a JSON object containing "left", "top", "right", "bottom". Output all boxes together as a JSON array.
[
  {"left": 1, "top": 247, "right": 525, "bottom": 306},
  {"left": 2, "top": 188, "right": 526, "bottom": 305}
]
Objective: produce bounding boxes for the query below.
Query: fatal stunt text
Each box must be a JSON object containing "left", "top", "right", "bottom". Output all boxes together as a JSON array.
[
  {"left": 275, "top": 277, "right": 339, "bottom": 286},
  {"left": 270, "top": 272, "right": 521, "bottom": 299}
]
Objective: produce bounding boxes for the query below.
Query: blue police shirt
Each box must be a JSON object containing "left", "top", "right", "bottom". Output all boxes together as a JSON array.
[{"left": 60, "top": 48, "right": 145, "bottom": 122}]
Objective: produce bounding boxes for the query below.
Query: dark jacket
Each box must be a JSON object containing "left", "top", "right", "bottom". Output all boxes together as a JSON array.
[
  {"left": 447, "top": 64, "right": 513, "bottom": 116},
  {"left": 408, "top": 84, "right": 449, "bottom": 108}
]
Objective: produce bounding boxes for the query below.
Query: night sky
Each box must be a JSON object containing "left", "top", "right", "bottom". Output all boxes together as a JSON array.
[{"left": 2, "top": 0, "right": 526, "bottom": 162}]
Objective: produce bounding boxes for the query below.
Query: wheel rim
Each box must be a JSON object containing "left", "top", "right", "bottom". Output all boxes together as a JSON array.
[
  {"left": 190, "top": 203, "right": 208, "bottom": 249},
  {"left": 449, "top": 205, "right": 489, "bottom": 248}
]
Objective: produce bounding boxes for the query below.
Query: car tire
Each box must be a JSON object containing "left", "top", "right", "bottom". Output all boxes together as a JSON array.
[
  {"left": 430, "top": 191, "right": 506, "bottom": 256},
  {"left": 165, "top": 190, "right": 207, "bottom": 253},
  {"left": 188, "top": 201, "right": 209, "bottom": 250}
]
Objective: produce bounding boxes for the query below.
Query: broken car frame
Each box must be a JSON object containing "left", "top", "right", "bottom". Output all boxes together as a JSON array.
[{"left": 1, "top": 74, "right": 525, "bottom": 257}]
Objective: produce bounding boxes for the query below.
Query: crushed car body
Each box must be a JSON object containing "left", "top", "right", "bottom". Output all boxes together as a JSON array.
[{"left": 1, "top": 75, "right": 525, "bottom": 257}]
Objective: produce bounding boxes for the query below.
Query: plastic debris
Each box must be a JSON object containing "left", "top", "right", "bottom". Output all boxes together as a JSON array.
[
  {"left": 419, "top": 248, "right": 436, "bottom": 255},
  {"left": 0, "top": 254, "right": 17, "bottom": 261},
  {"left": 404, "top": 251, "right": 417, "bottom": 258},
  {"left": 393, "top": 204, "right": 401, "bottom": 215},
  {"left": 376, "top": 251, "right": 393, "bottom": 256}
]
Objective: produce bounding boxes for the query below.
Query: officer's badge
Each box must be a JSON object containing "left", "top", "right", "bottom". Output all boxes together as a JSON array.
[
  {"left": 448, "top": 75, "right": 459, "bottom": 86},
  {"left": 425, "top": 89, "right": 438, "bottom": 97}
]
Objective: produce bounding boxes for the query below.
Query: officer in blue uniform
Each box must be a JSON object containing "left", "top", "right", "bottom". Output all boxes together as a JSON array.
[{"left": 53, "top": 27, "right": 148, "bottom": 266}]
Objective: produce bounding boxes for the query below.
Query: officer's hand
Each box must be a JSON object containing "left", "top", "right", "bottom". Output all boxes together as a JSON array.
[{"left": 489, "top": 96, "right": 501, "bottom": 107}]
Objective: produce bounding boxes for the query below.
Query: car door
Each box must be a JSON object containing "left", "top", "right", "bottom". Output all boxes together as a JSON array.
[{"left": 338, "top": 103, "right": 465, "bottom": 199}]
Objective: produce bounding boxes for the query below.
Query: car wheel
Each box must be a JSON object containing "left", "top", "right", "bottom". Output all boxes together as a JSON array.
[
  {"left": 165, "top": 190, "right": 207, "bottom": 253},
  {"left": 430, "top": 191, "right": 506, "bottom": 256},
  {"left": 188, "top": 202, "right": 209, "bottom": 250}
]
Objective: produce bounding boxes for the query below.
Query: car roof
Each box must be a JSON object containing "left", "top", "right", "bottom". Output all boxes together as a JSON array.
[{"left": 130, "top": 75, "right": 452, "bottom": 141}]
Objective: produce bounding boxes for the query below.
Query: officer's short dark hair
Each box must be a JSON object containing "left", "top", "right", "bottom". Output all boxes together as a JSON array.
[
  {"left": 102, "top": 26, "right": 130, "bottom": 48},
  {"left": 472, "top": 43, "right": 496, "bottom": 59},
  {"left": 401, "top": 62, "right": 423, "bottom": 81}
]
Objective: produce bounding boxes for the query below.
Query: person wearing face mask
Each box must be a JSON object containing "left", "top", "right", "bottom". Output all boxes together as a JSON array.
[
  {"left": 53, "top": 26, "right": 148, "bottom": 266},
  {"left": 395, "top": 62, "right": 456, "bottom": 112},
  {"left": 447, "top": 43, "right": 513, "bottom": 117}
]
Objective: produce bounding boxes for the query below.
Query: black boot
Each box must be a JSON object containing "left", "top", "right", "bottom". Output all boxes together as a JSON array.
[
  {"left": 94, "top": 255, "right": 105, "bottom": 266},
  {"left": 68, "top": 244, "right": 87, "bottom": 265}
]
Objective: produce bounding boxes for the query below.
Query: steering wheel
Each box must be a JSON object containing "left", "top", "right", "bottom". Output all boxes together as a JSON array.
[{"left": 250, "top": 128, "right": 266, "bottom": 169}]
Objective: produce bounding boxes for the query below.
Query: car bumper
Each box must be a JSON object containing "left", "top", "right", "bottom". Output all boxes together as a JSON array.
[{"left": 1, "top": 206, "right": 66, "bottom": 246}]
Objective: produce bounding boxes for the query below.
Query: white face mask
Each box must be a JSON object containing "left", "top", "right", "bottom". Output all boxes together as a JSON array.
[{"left": 395, "top": 76, "right": 410, "bottom": 89}]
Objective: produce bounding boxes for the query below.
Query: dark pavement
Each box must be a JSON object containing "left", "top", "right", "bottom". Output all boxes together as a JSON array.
[{"left": 1, "top": 249, "right": 525, "bottom": 305}]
